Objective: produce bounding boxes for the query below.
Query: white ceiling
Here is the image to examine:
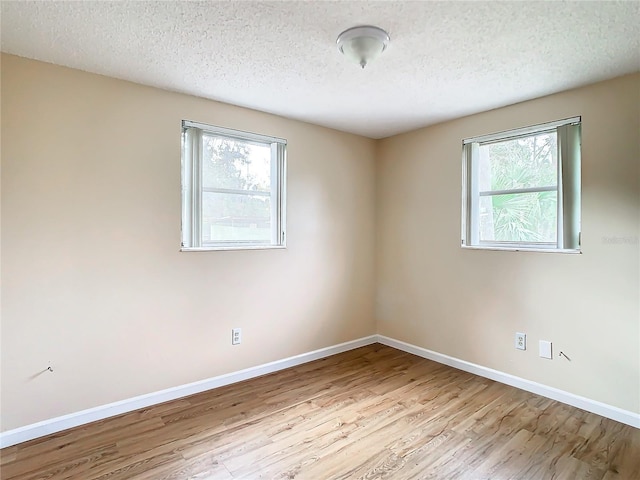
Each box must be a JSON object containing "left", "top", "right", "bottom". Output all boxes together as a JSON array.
[{"left": 1, "top": 1, "right": 639, "bottom": 139}]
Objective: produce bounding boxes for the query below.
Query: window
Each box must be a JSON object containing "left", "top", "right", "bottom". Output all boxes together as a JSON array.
[
  {"left": 462, "top": 117, "right": 581, "bottom": 252},
  {"left": 181, "top": 120, "right": 286, "bottom": 250}
]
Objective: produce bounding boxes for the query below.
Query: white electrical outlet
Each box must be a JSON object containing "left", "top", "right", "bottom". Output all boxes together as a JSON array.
[
  {"left": 515, "top": 332, "right": 526, "bottom": 350},
  {"left": 232, "top": 328, "right": 242, "bottom": 345}
]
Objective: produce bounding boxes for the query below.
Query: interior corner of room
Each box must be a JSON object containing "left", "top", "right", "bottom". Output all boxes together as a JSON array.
[{"left": 0, "top": 6, "right": 639, "bottom": 460}]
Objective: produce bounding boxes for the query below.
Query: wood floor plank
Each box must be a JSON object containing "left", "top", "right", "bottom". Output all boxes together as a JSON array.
[
  {"left": 391, "top": 429, "right": 475, "bottom": 479},
  {"left": 2, "top": 344, "right": 638, "bottom": 480},
  {"left": 0, "top": 447, "right": 18, "bottom": 466},
  {"left": 535, "top": 455, "right": 605, "bottom": 480}
]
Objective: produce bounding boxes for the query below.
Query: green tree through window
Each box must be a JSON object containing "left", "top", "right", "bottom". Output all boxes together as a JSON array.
[{"left": 479, "top": 133, "right": 558, "bottom": 242}]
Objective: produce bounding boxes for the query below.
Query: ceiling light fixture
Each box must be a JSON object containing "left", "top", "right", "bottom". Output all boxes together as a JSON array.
[{"left": 336, "top": 25, "right": 390, "bottom": 69}]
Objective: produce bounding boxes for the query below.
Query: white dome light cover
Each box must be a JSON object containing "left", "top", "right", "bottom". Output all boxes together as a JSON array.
[{"left": 336, "top": 25, "right": 390, "bottom": 69}]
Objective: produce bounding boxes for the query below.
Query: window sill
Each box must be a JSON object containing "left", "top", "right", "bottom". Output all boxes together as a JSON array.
[
  {"left": 461, "top": 245, "right": 581, "bottom": 254},
  {"left": 181, "top": 245, "right": 287, "bottom": 252}
]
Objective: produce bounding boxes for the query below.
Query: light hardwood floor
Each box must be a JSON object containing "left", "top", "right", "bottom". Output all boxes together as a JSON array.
[{"left": 1, "top": 344, "right": 639, "bottom": 480}]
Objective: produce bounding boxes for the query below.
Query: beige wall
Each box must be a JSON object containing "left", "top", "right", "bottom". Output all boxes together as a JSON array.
[
  {"left": 0, "top": 54, "right": 377, "bottom": 431},
  {"left": 376, "top": 74, "right": 640, "bottom": 413}
]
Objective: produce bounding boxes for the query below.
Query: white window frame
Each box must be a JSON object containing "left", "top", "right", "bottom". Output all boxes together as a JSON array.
[
  {"left": 181, "top": 120, "right": 286, "bottom": 251},
  {"left": 461, "top": 117, "right": 581, "bottom": 253}
]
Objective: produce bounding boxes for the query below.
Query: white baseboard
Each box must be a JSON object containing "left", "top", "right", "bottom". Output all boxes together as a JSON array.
[
  {"left": 377, "top": 335, "right": 640, "bottom": 429},
  {"left": 0, "top": 335, "right": 378, "bottom": 449},
  {"left": 2, "top": 333, "right": 637, "bottom": 448}
]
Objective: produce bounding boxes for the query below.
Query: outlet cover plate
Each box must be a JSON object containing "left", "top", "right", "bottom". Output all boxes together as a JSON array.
[
  {"left": 539, "top": 340, "right": 552, "bottom": 359},
  {"left": 232, "top": 328, "right": 242, "bottom": 345},
  {"left": 515, "top": 332, "right": 526, "bottom": 350}
]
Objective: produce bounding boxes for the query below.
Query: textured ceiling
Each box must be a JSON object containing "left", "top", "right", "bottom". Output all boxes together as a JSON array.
[{"left": 1, "top": 1, "right": 639, "bottom": 138}]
